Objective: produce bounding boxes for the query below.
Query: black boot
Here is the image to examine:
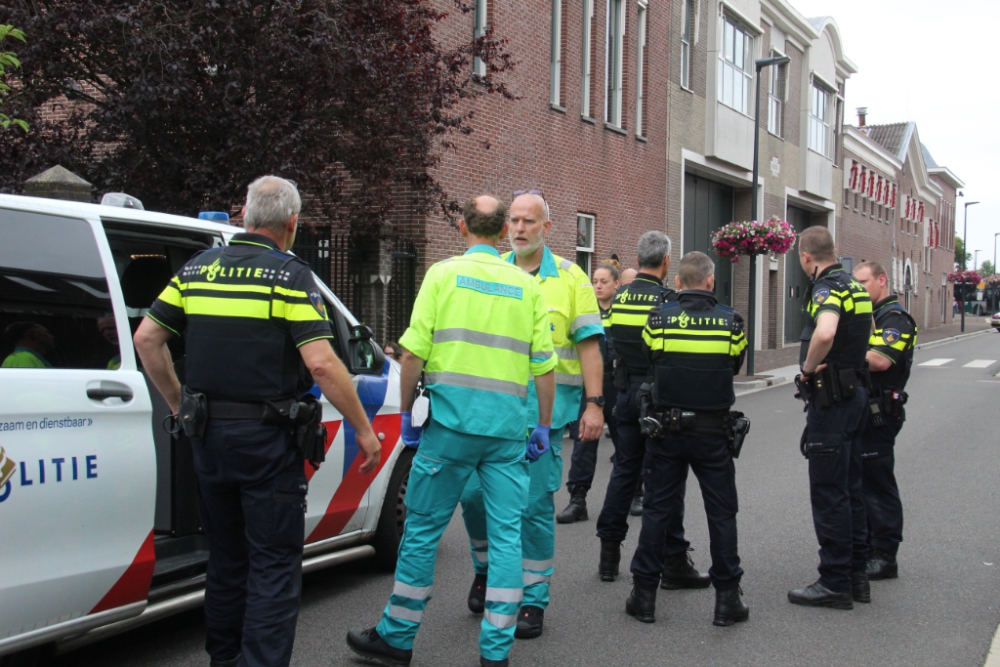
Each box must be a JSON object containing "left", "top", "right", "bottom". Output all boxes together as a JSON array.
[
  {"left": 556, "top": 486, "right": 589, "bottom": 524},
  {"left": 660, "top": 550, "right": 711, "bottom": 590},
  {"left": 346, "top": 627, "right": 413, "bottom": 667},
  {"left": 468, "top": 572, "right": 487, "bottom": 614},
  {"left": 713, "top": 586, "right": 749, "bottom": 626},
  {"left": 599, "top": 539, "right": 621, "bottom": 581},
  {"left": 209, "top": 656, "right": 242, "bottom": 667},
  {"left": 625, "top": 585, "right": 657, "bottom": 623},
  {"left": 851, "top": 571, "right": 871, "bottom": 603},
  {"left": 787, "top": 581, "right": 853, "bottom": 610},
  {"left": 480, "top": 658, "right": 509, "bottom": 667},
  {"left": 866, "top": 549, "right": 898, "bottom": 580},
  {"left": 514, "top": 605, "right": 544, "bottom": 639}
]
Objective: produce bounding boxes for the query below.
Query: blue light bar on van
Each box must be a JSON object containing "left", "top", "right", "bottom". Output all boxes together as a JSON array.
[{"left": 198, "top": 211, "right": 230, "bottom": 222}]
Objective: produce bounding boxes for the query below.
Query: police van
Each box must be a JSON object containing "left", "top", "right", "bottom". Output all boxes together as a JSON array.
[{"left": 0, "top": 194, "right": 413, "bottom": 665}]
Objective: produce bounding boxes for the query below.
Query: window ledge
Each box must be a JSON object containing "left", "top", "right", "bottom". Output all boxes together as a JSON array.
[
  {"left": 767, "top": 130, "right": 784, "bottom": 141},
  {"left": 604, "top": 122, "right": 628, "bottom": 135},
  {"left": 635, "top": 134, "right": 648, "bottom": 143},
  {"left": 550, "top": 103, "right": 567, "bottom": 114},
  {"left": 680, "top": 84, "right": 694, "bottom": 94},
  {"left": 581, "top": 114, "right": 596, "bottom": 124}
]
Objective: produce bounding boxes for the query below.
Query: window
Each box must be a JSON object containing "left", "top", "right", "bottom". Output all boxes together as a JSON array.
[
  {"left": 473, "top": 0, "right": 488, "bottom": 78},
  {"left": 550, "top": 0, "right": 564, "bottom": 106},
  {"left": 718, "top": 15, "right": 754, "bottom": 115},
  {"left": 0, "top": 211, "right": 119, "bottom": 371},
  {"left": 636, "top": 1, "right": 648, "bottom": 135},
  {"left": 767, "top": 56, "right": 786, "bottom": 136},
  {"left": 680, "top": 0, "right": 693, "bottom": 89},
  {"left": 576, "top": 214, "right": 596, "bottom": 276},
  {"left": 606, "top": 0, "right": 626, "bottom": 126},
  {"left": 582, "top": 0, "right": 595, "bottom": 116},
  {"left": 809, "top": 82, "right": 833, "bottom": 158}
]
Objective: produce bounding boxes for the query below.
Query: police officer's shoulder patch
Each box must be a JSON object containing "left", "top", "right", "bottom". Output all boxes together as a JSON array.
[
  {"left": 813, "top": 288, "right": 830, "bottom": 305},
  {"left": 308, "top": 289, "right": 327, "bottom": 318},
  {"left": 882, "top": 328, "right": 900, "bottom": 345}
]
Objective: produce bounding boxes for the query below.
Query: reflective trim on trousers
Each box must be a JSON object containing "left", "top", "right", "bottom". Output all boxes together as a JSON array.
[
  {"left": 484, "top": 610, "right": 518, "bottom": 629},
  {"left": 433, "top": 328, "right": 531, "bottom": 355},
  {"left": 523, "top": 572, "right": 551, "bottom": 585},
  {"left": 388, "top": 605, "right": 423, "bottom": 623},
  {"left": 393, "top": 581, "right": 432, "bottom": 600},
  {"left": 425, "top": 371, "right": 528, "bottom": 398},
  {"left": 523, "top": 558, "right": 554, "bottom": 571},
  {"left": 485, "top": 586, "right": 523, "bottom": 604}
]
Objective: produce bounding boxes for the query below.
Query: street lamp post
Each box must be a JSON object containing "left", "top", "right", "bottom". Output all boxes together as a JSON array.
[
  {"left": 994, "top": 232, "right": 999, "bottom": 276},
  {"left": 747, "top": 55, "right": 790, "bottom": 377},
  {"left": 962, "top": 200, "right": 979, "bottom": 332}
]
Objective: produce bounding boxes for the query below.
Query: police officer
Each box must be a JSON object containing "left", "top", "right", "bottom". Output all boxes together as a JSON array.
[
  {"left": 853, "top": 261, "right": 916, "bottom": 580},
  {"left": 595, "top": 231, "right": 708, "bottom": 589},
  {"left": 625, "top": 251, "right": 748, "bottom": 625},
  {"left": 134, "top": 176, "right": 381, "bottom": 667},
  {"left": 788, "top": 226, "right": 873, "bottom": 610},
  {"left": 347, "top": 195, "right": 556, "bottom": 667},
  {"left": 460, "top": 191, "right": 604, "bottom": 640},
  {"left": 558, "top": 259, "right": 622, "bottom": 524}
]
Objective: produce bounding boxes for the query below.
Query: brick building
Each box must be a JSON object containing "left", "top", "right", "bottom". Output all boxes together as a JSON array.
[{"left": 840, "top": 116, "right": 963, "bottom": 331}]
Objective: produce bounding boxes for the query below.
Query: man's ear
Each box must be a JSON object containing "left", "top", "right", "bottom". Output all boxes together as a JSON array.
[
  {"left": 499, "top": 220, "right": 509, "bottom": 240},
  {"left": 706, "top": 274, "right": 715, "bottom": 291},
  {"left": 542, "top": 218, "right": 553, "bottom": 236},
  {"left": 675, "top": 275, "right": 682, "bottom": 290},
  {"left": 459, "top": 218, "right": 470, "bottom": 238}
]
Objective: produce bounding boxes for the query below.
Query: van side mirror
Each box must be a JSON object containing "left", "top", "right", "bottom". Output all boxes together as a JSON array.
[{"left": 347, "top": 325, "right": 384, "bottom": 375}]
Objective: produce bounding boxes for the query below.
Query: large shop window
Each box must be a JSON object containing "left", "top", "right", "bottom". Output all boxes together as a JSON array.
[
  {"left": 718, "top": 15, "right": 754, "bottom": 115},
  {"left": 809, "top": 82, "right": 834, "bottom": 158}
]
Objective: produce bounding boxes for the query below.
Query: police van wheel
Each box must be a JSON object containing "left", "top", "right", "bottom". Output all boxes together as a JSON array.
[{"left": 372, "top": 447, "right": 415, "bottom": 571}]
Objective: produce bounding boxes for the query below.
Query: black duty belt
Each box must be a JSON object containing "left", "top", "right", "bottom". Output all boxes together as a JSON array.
[{"left": 206, "top": 398, "right": 269, "bottom": 420}]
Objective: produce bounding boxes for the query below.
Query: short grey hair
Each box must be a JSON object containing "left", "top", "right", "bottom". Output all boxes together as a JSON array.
[
  {"left": 637, "top": 231, "right": 672, "bottom": 269},
  {"left": 677, "top": 251, "right": 715, "bottom": 288},
  {"left": 243, "top": 176, "right": 302, "bottom": 234}
]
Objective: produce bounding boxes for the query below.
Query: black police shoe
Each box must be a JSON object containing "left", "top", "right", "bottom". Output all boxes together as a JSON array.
[
  {"left": 787, "top": 581, "right": 853, "bottom": 610},
  {"left": 209, "top": 655, "right": 241, "bottom": 667},
  {"left": 481, "top": 657, "right": 509, "bottom": 667},
  {"left": 599, "top": 539, "right": 621, "bottom": 581},
  {"left": 346, "top": 627, "right": 413, "bottom": 667},
  {"left": 660, "top": 550, "right": 711, "bottom": 590},
  {"left": 468, "top": 572, "right": 487, "bottom": 614},
  {"left": 851, "top": 571, "right": 871, "bottom": 603},
  {"left": 629, "top": 492, "right": 644, "bottom": 516},
  {"left": 556, "top": 486, "right": 588, "bottom": 524},
  {"left": 713, "top": 586, "right": 749, "bottom": 626},
  {"left": 625, "top": 586, "right": 657, "bottom": 623},
  {"left": 514, "top": 605, "right": 544, "bottom": 639},
  {"left": 866, "top": 550, "right": 899, "bottom": 580}
]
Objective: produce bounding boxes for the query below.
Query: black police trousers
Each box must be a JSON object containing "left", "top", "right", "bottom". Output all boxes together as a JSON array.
[
  {"left": 566, "top": 377, "right": 619, "bottom": 491},
  {"left": 192, "top": 419, "right": 308, "bottom": 667},
  {"left": 631, "top": 430, "right": 742, "bottom": 591},
  {"left": 803, "top": 390, "right": 868, "bottom": 593},
  {"left": 861, "top": 419, "right": 904, "bottom": 557},
  {"left": 596, "top": 381, "right": 688, "bottom": 555}
]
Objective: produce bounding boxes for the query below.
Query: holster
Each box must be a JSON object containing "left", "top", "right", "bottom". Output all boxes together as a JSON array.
[
  {"left": 637, "top": 383, "right": 661, "bottom": 438},
  {"left": 728, "top": 411, "right": 750, "bottom": 458},
  {"left": 178, "top": 386, "right": 208, "bottom": 439},
  {"left": 293, "top": 395, "right": 327, "bottom": 470},
  {"left": 863, "top": 364, "right": 886, "bottom": 427},
  {"left": 881, "top": 389, "right": 907, "bottom": 420},
  {"left": 613, "top": 360, "right": 630, "bottom": 393}
]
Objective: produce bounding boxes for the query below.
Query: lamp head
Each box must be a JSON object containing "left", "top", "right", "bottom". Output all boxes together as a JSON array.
[
  {"left": 967, "top": 201, "right": 980, "bottom": 207},
  {"left": 755, "top": 55, "right": 791, "bottom": 70}
]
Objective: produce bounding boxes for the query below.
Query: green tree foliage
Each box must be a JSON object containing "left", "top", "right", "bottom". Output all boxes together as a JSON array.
[
  {"left": 981, "top": 260, "right": 995, "bottom": 277},
  {"left": 955, "top": 236, "right": 971, "bottom": 270},
  {"left": 0, "top": 1, "right": 514, "bottom": 230},
  {"left": 0, "top": 24, "right": 27, "bottom": 133}
]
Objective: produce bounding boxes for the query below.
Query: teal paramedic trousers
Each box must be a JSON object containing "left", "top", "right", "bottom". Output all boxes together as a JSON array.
[
  {"left": 461, "top": 429, "right": 563, "bottom": 610},
  {"left": 376, "top": 420, "right": 529, "bottom": 661}
]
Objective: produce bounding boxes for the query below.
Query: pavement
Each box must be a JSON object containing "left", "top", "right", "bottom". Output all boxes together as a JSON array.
[
  {"left": 734, "top": 317, "right": 997, "bottom": 395},
  {"left": 43, "top": 333, "right": 1000, "bottom": 667}
]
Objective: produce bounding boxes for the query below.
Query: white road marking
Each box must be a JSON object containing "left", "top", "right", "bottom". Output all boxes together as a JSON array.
[
  {"left": 984, "top": 619, "right": 1000, "bottom": 667},
  {"left": 918, "top": 358, "right": 954, "bottom": 367},
  {"left": 963, "top": 359, "right": 997, "bottom": 368}
]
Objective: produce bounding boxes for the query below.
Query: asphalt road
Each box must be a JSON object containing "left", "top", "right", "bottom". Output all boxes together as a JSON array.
[{"left": 47, "top": 332, "right": 1000, "bottom": 667}]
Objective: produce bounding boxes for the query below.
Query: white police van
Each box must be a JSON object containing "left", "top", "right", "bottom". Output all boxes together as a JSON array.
[{"left": 0, "top": 194, "right": 413, "bottom": 665}]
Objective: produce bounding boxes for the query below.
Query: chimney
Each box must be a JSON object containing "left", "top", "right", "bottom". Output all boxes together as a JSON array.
[{"left": 857, "top": 107, "right": 868, "bottom": 127}]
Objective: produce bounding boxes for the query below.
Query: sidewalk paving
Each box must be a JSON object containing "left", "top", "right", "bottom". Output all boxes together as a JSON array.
[{"left": 733, "top": 317, "right": 996, "bottom": 395}]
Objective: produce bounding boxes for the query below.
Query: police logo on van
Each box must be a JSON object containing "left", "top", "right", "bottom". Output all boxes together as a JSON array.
[
  {"left": 0, "top": 446, "right": 99, "bottom": 504},
  {"left": 0, "top": 447, "right": 15, "bottom": 489}
]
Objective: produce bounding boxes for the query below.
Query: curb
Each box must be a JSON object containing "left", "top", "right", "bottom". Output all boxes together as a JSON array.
[{"left": 733, "top": 326, "right": 995, "bottom": 397}]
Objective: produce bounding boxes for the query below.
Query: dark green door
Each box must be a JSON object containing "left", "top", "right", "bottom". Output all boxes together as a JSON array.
[
  {"left": 684, "top": 174, "right": 734, "bottom": 305},
  {"left": 784, "top": 205, "right": 812, "bottom": 343}
]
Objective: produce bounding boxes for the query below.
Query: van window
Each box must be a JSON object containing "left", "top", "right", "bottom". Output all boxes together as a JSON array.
[{"left": 0, "top": 210, "right": 120, "bottom": 370}]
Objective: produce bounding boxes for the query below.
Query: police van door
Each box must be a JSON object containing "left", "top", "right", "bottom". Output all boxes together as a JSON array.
[{"left": 0, "top": 208, "right": 155, "bottom": 647}]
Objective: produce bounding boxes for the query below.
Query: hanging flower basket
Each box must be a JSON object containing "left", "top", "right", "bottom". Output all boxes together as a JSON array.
[
  {"left": 711, "top": 217, "right": 797, "bottom": 264},
  {"left": 947, "top": 269, "right": 982, "bottom": 284},
  {"left": 984, "top": 274, "right": 1000, "bottom": 288}
]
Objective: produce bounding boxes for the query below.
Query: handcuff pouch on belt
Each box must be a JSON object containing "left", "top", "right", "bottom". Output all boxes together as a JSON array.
[
  {"left": 177, "top": 386, "right": 208, "bottom": 439},
  {"left": 613, "top": 359, "right": 630, "bottom": 393},
  {"left": 795, "top": 363, "right": 858, "bottom": 409},
  {"left": 638, "top": 383, "right": 750, "bottom": 456}
]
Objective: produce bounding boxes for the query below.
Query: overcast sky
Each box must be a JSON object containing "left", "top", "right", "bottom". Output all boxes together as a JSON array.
[{"left": 791, "top": 0, "right": 1000, "bottom": 272}]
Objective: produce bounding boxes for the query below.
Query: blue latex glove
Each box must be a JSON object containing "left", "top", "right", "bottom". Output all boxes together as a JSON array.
[
  {"left": 526, "top": 425, "right": 551, "bottom": 462},
  {"left": 401, "top": 412, "right": 422, "bottom": 448}
]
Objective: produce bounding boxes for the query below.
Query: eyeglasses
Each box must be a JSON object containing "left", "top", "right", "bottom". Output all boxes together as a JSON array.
[{"left": 513, "top": 189, "right": 546, "bottom": 201}]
